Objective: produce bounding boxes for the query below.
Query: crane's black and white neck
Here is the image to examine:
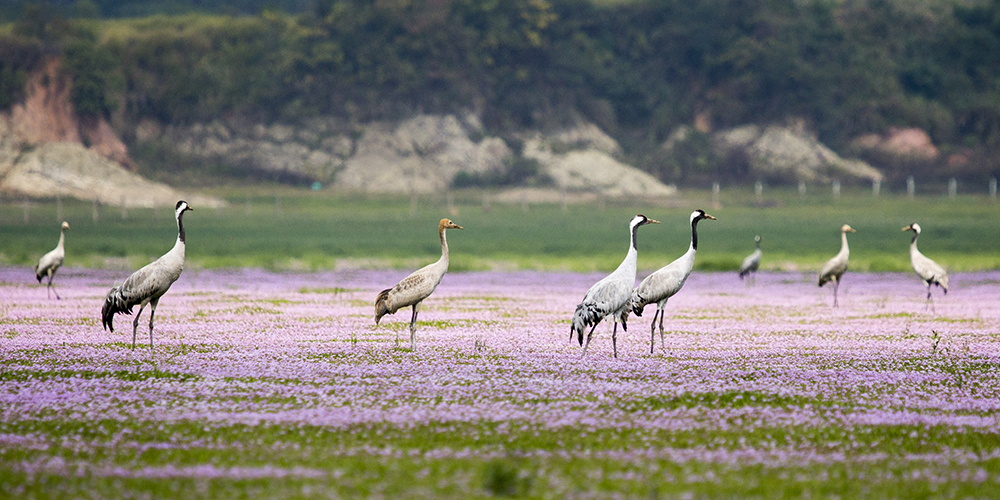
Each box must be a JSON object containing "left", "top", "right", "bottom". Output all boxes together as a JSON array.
[
  {"left": 906, "top": 223, "right": 921, "bottom": 245},
  {"left": 688, "top": 209, "right": 717, "bottom": 251},
  {"left": 628, "top": 214, "right": 658, "bottom": 252},
  {"left": 174, "top": 200, "right": 192, "bottom": 246}
]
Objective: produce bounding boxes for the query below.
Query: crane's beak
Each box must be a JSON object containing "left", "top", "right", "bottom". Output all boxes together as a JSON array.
[
  {"left": 901, "top": 225, "right": 911, "bottom": 231},
  {"left": 451, "top": 224, "right": 463, "bottom": 229},
  {"left": 704, "top": 214, "right": 717, "bottom": 220},
  {"left": 646, "top": 219, "right": 660, "bottom": 225}
]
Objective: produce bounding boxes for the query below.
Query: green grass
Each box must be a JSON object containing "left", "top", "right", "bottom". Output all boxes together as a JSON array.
[
  {"left": 2, "top": 186, "right": 999, "bottom": 272},
  {"left": 3, "top": 418, "right": 999, "bottom": 498}
]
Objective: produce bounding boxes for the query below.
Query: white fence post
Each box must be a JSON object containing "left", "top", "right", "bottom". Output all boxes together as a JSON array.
[
  {"left": 798, "top": 181, "right": 806, "bottom": 199},
  {"left": 990, "top": 177, "right": 997, "bottom": 200},
  {"left": 872, "top": 179, "right": 880, "bottom": 197},
  {"left": 711, "top": 181, "right": 720, "bottom": 208},
  {"left": 948, "top": 178, "right": 957, "bottom": 199},
  {"left": 832, "top": 180, "right": 841, "bottom": 199},
  {"left": 907, "top": 176, "right": 915, "bottom": 198},
  {"left": 754, "top": 181, "right": 763, "bottom": 203}
]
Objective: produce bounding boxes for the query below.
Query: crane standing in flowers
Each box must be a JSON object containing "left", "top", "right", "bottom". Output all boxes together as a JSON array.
[
  {"left": 102, "top": 201, "right": 192, "bottom": 349},
  {"left": 818, "top": 224, "right": 855, "bottom": 307},
  {"left": 34, "top": 221, "right": 70, "bottom": 299},
  {"left": 738, "top": 235, "right": 762, "bottom": 283},
  {"left": 903, "top": 223, "right": 948, "bottom": 311},
  {"left": 630, "top": 209, "right": 717, "bottom": 353},
  {"left": 376, "top": 218, "right": 463, "bottom": 350},
  {"left": 571, "top": 214, "right": 659, "bottom": 358}
]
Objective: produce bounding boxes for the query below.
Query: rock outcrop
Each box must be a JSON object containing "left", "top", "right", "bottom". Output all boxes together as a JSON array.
[
  {"left": 1, "top": 142, "right": 222, "bottom": 208},
  {"left": 850, "top": 127, "right": 939, "bottom": 161},
  {"left": 142, "top": 114, "right": 677, "bottom": 197},
  {"left": 707, "top": 124, "right": 883, "bottom": 183},
  {"left": 337, "top": 114, "right": 510, "bottom": 193},
  {"left": 0, "top": 57, "right": 222, "bottom": 207},
  {"left": 522, "top": 124, "right": 676, "bottom": 197}
]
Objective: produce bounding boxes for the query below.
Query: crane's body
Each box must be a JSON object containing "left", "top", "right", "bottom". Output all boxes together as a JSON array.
[
  {"left": 903, "top": 223, "right": 948, "bottom": 311},
  {"left": 375, "top": 218, "right": 462, "bottom": 349},
  {"left": 738, "top": 235, "right": 762, "bottom": 282},
  {"left": 102, "top": 201, "right": 192, "bottom": 349},
  {"left": 571, "top": 214, "right": 659, "bottom": 358},
  {"left": 631, "top": 210, "right": 716, "bottom": 353},
  {"left": 818, "top": 224, "right": 855, "bottom": 307},
  {"left": 34, "top": 221, "right": 70, "bottom": 299}
]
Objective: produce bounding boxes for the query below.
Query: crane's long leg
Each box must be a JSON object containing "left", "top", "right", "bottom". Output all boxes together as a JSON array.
[
  {"left": 581, "top": 322, "right": 600, "bottom": 358},
  {"left": 131, "top": 303, "right": 147, "bottom": 350},
  {"left": 47, "top": 271, "right": 60, "bottom": 300},
  {"left": 649, "top": 310, "right": 659, "bottom": 354},
  {"left": 612, "top": 321, "right": 618, "bottom": 359},
  {"left": 148, "top": 297, "right": 159, "bottom": 349},
  {"left": 833, "top": 278, "right": 840, "bottom": 308},
  {"left": 409, "top": 303, "right": 420, "bottom": 350},
  {"left": 658, "top": 306, "right": 666, "bottom": 351},
  {"left": 926, "top": 282, "right": 935, "bottom": 313}
]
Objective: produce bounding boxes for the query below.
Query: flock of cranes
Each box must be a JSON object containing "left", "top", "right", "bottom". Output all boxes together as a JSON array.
[{"left": 31, "top": 201, "right": 950, "bottom": 353}]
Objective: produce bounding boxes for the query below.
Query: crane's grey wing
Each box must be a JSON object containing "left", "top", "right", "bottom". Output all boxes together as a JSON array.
[
  {"left": 739, "top": 250, "right": 761, "bottom": 274},
  {"left": 388, "top": 264, "right": 443, "bottom": 310},
  {"left": 818, "top": 255, "right": 848, "bottom": 285},
  {"left": 35, "top": 249, "right": 64, "bottom": 277},
  {"left": 635, "top": 263, "right": 686, "bottom": 305},
  {"left": 913, "top": 252, "right": 948, "bottom": 286}
]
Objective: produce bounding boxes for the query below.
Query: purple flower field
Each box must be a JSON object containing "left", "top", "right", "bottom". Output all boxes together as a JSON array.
[{"left": 2, "top": 266, "right": 999, "bottom": 498}]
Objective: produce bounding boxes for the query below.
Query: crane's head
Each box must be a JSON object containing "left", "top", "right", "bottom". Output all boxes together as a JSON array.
[
  {"left": 691, "top": 209, "right": 717, "bottom": 223},
  {"left": 754, "top": 235, "right": 761, "bottom": 243},
  {"left": 439, "top": 218, "right": 463, "bottom": 231},
  {"left": 902, "top": 223, "right": 921, "bottom": 234},
  {"left": 841, "top": 224, "right": 855, "bottom": 233},
  {"left": 61, "top": 221, "right": 70, "bottom": 230},
  {"left": 175, "top": 200, "right": 193, "bottom": 216},
  {"left": 631, "top": 214, "right": 660, "bottom": 229}
]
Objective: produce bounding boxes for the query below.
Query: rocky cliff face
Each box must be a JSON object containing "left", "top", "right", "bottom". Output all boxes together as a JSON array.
[
  {"left": 138, "top": 114, "right": 677, "bottom": 197},
  {"left": 0, "top": 58, "right": 221, "bottom": 208},
  {"left": 665, "top": 123, "right": 884, "bottom": 184}
]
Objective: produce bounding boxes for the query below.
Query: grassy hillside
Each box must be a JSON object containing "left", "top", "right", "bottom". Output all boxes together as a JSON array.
[{"left": 2, "top": 187, "right": 998, "bottom": 272}]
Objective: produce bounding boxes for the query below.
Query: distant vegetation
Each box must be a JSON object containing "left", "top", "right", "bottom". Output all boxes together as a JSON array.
[{"left": 1, "top": 0, "right": 1000, "bottom": 186}]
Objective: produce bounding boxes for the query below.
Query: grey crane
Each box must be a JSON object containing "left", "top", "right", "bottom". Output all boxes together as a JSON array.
[
  {"left": 818, "top": 224, "right": 855, "bottom": 307},
  {"left": 630, "top": 209, "right": 716, "bottom": 353},
  {"left": 738, "top": 235, "right": 762, "bottom": 283},
  {"left": 571, "top": 214, "right": 659, "bottom": 358},
  {"left": 903, "top": 223, "right": 948, "bottom": 311},
  {"left": 34, "top": 221, "right": 70, "bottom": 299},
  {"left": 101, "top": 201, "right": 193, "bottom": 349},
  {"left": 375, "top": 218, "right": 463, "bottom": 349}
]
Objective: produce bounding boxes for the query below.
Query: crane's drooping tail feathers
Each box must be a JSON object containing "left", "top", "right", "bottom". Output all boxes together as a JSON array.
[
  {"left": 630, "top": 290, "right": 645, "bottom": 317},
  {"left": 739, "top": 269, "right": 749, "bottom": 280},
  {"left": 33, "top": 264, "right": 41, "bottom": 282},
  {"left": 101, "top": 285, "right": 134, "bottom": 332},
  {"left": 571, "top": 302, "right": 601, "bottom": 345},
  {"left": 374, "top": 288, "right": 392, "bottom": 324}
]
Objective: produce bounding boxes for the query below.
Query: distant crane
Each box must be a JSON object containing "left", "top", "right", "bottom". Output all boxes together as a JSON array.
[
  {"left": 34, "top": 221, "right": 70, "bottom": 299},
  {"left": 818, "top": 224, "right": 855, "bottom": 307},
  {"left": 903, "top": 223, "right": 948, "bottom": 311},
  {"left": 102, "top": 201, "right": 193, "bottom": 349},
  {"left": 375, "top": 218, "right": 463, "bottom": 350},
  {"left": 630, "top": 210, "right": 717, "bottom": 353},
  {"left": 571, "top": 214, "right": 659, "bottom": 358},
  {"left": 738, "top": 235, "right": 762, "bottom": 283}
]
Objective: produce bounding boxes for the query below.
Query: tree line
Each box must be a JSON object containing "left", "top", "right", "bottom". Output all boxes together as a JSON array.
[{"left": 1, "top": 0, "right": 999, "bottom": 186}]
